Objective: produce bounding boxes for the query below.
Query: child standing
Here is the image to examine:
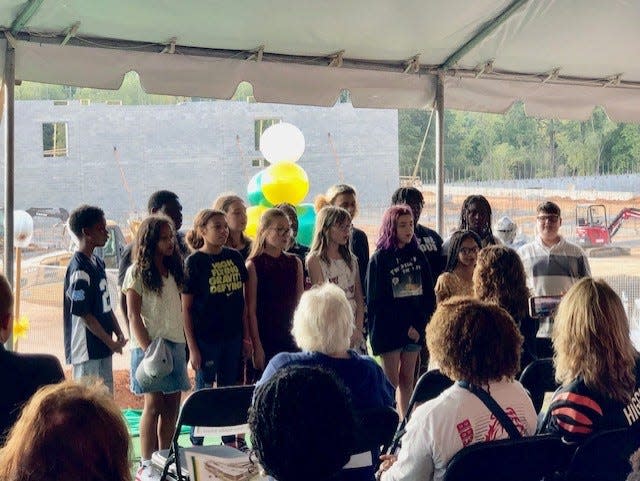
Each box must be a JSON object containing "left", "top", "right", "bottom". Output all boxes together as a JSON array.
[
  {"left": 306, "top": 206, "right": 365, "bottom": 351},
  {"left": 315, "top": 184, "right": 369, "bottom": 294},
  {"left": 64, "top": 205, "right": 127, "bottom": 394},
  {"left": 183, "top": 209, "right": 250, "bottom": 445},
  {"left": 434, "top": 230, "right": 482, "bottom": 303},
  {"left": 246, "top": 208, "right": 304, "bottom": 371},
  {"left": 122, "top": 215, "right": 190, "bottom": 481},
  {"left": 213, "top": 194, "right": 253, "bottom": 260},
  {"left": 366, "top": 205, "right": 436, "bottom": 418}
]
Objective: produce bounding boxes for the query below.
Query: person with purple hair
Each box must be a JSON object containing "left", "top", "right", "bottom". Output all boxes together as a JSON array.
[{"left": 366, "top": 205, "right": 436, "bottom": 418}]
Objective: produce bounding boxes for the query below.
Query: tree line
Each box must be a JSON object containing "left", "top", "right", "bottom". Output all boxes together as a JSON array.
[{"left": 399, "top": 104, "right": 640, "bottom": 181}]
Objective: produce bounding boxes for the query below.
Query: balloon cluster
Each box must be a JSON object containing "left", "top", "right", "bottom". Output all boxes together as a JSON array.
[{"left": 246, "top": 123, "right": 316, "bottom": 246}]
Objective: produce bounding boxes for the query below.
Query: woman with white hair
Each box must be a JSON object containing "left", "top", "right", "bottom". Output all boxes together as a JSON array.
[
  {"left": 257, "top": 283, "right": 394, "bottom": 481},
  {"left": 257, "top": 282, "right": 394, "bottom": 410}
]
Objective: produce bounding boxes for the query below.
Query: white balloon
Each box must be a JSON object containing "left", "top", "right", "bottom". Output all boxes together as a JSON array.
[
  {"left": 14, "top": 210, "right": 34, "bottom": 248},
  {"left": 259, "top": 122, "right": 305, "bottom": 164}
]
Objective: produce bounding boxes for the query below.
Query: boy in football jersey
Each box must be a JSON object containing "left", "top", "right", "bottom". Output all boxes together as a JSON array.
[{"left": 63, "top": 205, "right": 127, "bottom": 393}]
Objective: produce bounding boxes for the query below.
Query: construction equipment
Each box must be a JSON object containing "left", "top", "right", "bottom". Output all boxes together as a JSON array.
[{"left": 575, "top": 204, "right": 640, "bottom": 256}]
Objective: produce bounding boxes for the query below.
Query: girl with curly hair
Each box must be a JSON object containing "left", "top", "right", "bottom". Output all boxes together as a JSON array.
[
  {"left": 540, "top": 278, "right": 640, "bottom": 442},
  {"left": 379, "top": 298, "right": 536, "bottom": 481},
  {"left": 122, "top": 215, "right": 190, "bottom": 480},
  {"left": 367, "top": 204, "right": 436, "bottom": 417},
  {"left": 473, "top": 245, "right": 538, "bottom": 369},
  {"left": 435, "top": 230, "right": 481, "bottom": 303}
]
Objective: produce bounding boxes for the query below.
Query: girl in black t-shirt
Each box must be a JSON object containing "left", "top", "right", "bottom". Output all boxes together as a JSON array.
[{"left": 183, "top": 209, "right": 249, "bottom": 445}]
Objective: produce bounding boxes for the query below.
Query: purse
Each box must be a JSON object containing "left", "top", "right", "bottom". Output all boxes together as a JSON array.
[{"left": 135, "top": 338, "right": 174, "bottom": 389}]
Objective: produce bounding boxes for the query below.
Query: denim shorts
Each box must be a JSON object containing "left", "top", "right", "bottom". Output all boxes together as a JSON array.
[
  {"left": 73, "top": 357, "right": 113, "bottom": 394},
  {"left": 130, "top": 340, "right": 191, "bottom": 395}
]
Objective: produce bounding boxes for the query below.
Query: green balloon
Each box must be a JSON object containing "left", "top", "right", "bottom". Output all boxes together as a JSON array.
[
  {"left": 247, "top": 171, "right": 272, "bottom": 207},
  {"left": 296, "top": 203, "right": 316, "bottom": 246}
]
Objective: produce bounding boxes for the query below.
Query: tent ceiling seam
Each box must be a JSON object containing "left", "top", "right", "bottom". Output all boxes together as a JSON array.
[
  {"left": 10, "top": 0, "right": 45, "bottom": 35},
  {"left": 441, "top": 0, "right": 531, "bottom": 71}
]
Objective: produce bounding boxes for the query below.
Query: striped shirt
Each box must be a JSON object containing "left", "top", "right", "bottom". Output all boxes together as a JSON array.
[{"left": 517, "top": 236, "right": 591, "bottom": 337}]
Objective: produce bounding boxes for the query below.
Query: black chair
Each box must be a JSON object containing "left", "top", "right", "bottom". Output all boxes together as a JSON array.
[
  {"left": 388, "top": 369, "right": 453, "bottom": 453},
  {"left": 564, "top": 427, "right": 640, "bottom": 481},
  {"left": 519, "top": 357, "right": 559, "bottom": 413},
  {"left": 443, "top": 435, "right": 573, "bottom": 481},
  {"left": 153, "top": 385, "right": 255, "bottom": 481},
  {"left": 352, "top": 406, "right": 399, "bottom": 464}
]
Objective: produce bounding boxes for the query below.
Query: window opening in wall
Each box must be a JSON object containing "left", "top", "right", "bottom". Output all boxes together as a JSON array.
[
  {"left": 254, "top": 118, "right": 281, "bottom": 151},
  {"left": 42, "top": 122, "right": 68, "bottom": 157},
  {"left": 251, "top": 158, "right": 271, "bottom": 167}
]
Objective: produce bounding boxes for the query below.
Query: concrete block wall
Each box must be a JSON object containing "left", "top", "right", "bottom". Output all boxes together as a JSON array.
[{"left": 0, "top": 100, "right": 399, "bottom": 224}]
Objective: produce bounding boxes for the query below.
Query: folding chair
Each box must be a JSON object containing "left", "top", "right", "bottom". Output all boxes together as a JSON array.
[
  {"left": 443, "top": 435, "right": 573, "bottom": 481},
  {"left": 564, "top": 427, "right": 640, "bottom": 481},
  {"left": 518, "top": 357, "right": 559, "bottom": 413},
  {"left": 353, "top": 406, "right": 399, "bottom": 458},
  {"left": 388, "top": 369, "right": 453, "bottom": 453},
  {"left": 153, "top": 385, "right": 255, "bottom": 481}
]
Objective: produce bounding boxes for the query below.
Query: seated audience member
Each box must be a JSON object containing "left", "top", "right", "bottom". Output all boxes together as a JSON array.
[
  {"left": 258, "top": 282, "right": 394, "bottom": 410},
  {"left": 0, "top": 380, "right": 131, "bottom": 481},
  {"left": 379, "top": 297, "right": 536, "bottom": 481},
  {"left": 250, "top": 365, "right": 355, "bottom": 481},
  {"left": 435, "top": 230, "right": 481, "bottom": 303},
  {"left": 473, "top": 245, "right": 538, "bottom": 370},
  {"left": 540, "top": 278, "right": 640, "bottom": 442},
  {"left": 0, "top": 273, "right": 64, "bottom": 444}
]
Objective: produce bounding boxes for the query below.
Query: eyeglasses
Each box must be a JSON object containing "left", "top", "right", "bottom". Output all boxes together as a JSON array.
[
  {"left": 270, "top": 227, "right": 291, "bottom": 235},
  {"left": 459, "top": 246, "right": 479, "bottom": 256},
  {"left": 537, "top": 215, "right": 560, "bottom": 223}
]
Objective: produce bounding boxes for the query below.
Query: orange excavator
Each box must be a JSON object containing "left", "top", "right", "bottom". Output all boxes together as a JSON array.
[{"left": 575, "top": 204, "right": 640, "bottom": 256}]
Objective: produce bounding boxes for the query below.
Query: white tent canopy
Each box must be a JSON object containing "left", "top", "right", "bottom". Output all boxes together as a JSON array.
[
  {"left": 2, "top": 0, "right": 640, "bottom": 346},
  {"left": 0, "top": 0, "right": 639, "bottom": 119}
]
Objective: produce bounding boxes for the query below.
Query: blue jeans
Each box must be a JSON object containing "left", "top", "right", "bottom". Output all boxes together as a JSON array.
[
  {"left": 73, "top": 356, "right": 113, "bottom": 394},
  {"left": 190, "top": 337, "right": 242, "bottom": 445}
]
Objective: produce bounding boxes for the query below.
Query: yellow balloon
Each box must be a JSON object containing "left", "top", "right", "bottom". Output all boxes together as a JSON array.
[
  {"left": 262, "top": 162, "right": 310, "bottom": 205},
  {"left": 246, "top": 205, "right": 268, "bottom": 239}
]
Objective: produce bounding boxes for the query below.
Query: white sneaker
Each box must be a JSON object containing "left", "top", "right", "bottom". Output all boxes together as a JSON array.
[{"left": 135, "top": 464, "right": 161, "bottom": 481}]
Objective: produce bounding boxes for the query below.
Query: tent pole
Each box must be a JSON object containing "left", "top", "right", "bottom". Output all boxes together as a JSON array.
[
  {"left": 435, "top": 74, "right": 445, "bottom": 236},
  {"left": 3, "top": 43, "right": 15, "bottom": 351}
]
